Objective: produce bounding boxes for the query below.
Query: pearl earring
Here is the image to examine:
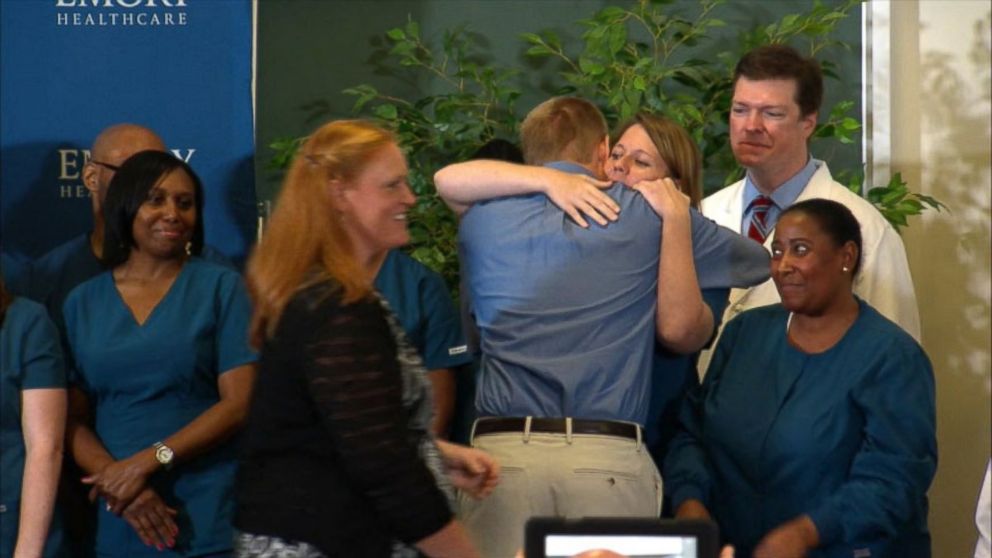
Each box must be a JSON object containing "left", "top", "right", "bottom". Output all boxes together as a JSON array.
[{"left": 842, "top": 266, "right": 850, "bottom": 272}]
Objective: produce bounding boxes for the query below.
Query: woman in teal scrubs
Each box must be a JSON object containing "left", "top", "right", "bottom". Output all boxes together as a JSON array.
[
  {"left": 0, "top": 279, "right": 67, "bottom": 558},
  {"left": 63, "top": 151, "right": 257, "bottom": 557},
  {"left": 666, "top": 199, "right": 936, "bottom": 558}
]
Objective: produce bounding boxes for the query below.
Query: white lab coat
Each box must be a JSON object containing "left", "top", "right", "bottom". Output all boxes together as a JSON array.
[{"left": 976, "top": 460, "right": 991, "bottom": 558}]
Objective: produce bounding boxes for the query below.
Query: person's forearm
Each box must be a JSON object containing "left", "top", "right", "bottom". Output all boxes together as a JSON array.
[
  {"left": 67, "top": 423, "right": 115, "bottom": 474},
  {"left": 657, "top": 214, "right": 714, "bottom": 353},
  {"left": 136, "top": 365, "right": 256, "bottom": 474},
  {"left": 432, "top": 438, "right": 460, "bottom": 459},
  {"left": 68, "top": 394, "right": 144, "bottom": 513},
  {"left": 415, "top": 519, "right": 481, "bottom": 558},
  {"left": 15, "top": 447, "right": 62, "bottom": 558},
  {"left": 66, "top": 387, "right": 115, "bottom": 475},
  {"left": 434, "top": 160, "right": 552, "bottom": 212},
  {"left": 428, "top": 368, "right": 455, "bottom": 438},
  {"left": 675, "top": 498, "right": 712, "bottom": 520},
  {"left": 16, "top": 389, "right": 67, "bottom": 558},
  {"left": 76, "top": 366, "right": 255, "bottom": 513}
]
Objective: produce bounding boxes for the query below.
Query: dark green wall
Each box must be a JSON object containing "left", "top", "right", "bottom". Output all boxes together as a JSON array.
[{"left": 255, "top": 0, "right": 863, "bottom": 202}]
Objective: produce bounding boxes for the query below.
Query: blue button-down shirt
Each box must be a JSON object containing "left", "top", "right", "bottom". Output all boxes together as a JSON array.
[
  {"left": 460, "top": 162, "right": 769, "bottom": 425},
  {"left": 740, "top": 158, "right": 818, "bottom": 235}
]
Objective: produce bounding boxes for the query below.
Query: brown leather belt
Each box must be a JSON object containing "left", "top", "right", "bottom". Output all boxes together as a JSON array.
[{"left": 473, "top": 417, "right": 640, "bottom": 441}]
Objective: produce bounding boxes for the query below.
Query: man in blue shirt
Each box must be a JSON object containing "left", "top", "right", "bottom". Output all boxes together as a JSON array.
[{"left": 435, "top": 96, "right": 770, "bottom": 557}]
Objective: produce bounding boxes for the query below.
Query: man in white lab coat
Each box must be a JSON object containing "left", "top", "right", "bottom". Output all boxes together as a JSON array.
[{"left": 699, "top": 44, "right": 920, "bottom": 375}]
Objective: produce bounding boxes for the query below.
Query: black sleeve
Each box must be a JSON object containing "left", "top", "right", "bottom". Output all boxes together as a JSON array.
[{"left": 298, "top": 294, "right": 452, "bottom": 544}]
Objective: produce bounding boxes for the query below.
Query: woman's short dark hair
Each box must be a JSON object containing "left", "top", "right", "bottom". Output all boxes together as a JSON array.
[
  {"left": 780, "top": 198, "right": 863, "bottom": 276},
  {"left": 102, "top": 150, "right": 204, "bottom": 268}
]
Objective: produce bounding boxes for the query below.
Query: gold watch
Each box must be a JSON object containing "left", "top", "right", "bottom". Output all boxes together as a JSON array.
[{"left": 153, "top": 441, "right": 174, "bottom": 471}]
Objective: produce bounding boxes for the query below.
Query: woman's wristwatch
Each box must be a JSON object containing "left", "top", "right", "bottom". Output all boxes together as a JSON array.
[{"left": 153, "top": 441, "right": 175, "bottom": 471}]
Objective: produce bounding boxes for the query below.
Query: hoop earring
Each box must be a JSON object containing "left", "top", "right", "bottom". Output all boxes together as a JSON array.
[{"left": 185, "top": 241, "right": 192, "bottom": 256}]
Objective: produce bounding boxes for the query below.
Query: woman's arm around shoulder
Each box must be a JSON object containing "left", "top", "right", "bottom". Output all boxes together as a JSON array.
[
  {"left": 631, "top": 178, "right": 713, "bottom": 353},
  {"left": 433, "top": 160, "right": 615, "bottom": 227}
]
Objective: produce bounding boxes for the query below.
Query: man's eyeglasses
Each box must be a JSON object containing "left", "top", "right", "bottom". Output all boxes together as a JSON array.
[{"left": 90, "top": 161, "right": 120, "bottom": 172}]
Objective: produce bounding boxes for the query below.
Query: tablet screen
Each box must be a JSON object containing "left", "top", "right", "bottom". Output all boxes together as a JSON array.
[
  {"left": 525, "top": 518, "right": 719, "bottom": 558},
  {"left": 545, "top": 534, "right": 698, "bottom": 557}
]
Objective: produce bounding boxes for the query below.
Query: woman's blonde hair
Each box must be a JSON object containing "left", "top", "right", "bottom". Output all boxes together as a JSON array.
[
  {"left": 247, "top": 119, "right": 396, "bottom": 345},
  {"left": 614, "top": 113, "right": 703, "bottom": 208}
]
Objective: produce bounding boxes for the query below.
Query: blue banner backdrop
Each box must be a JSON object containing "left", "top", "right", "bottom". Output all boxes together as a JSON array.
[{"left": 0, "top": 0, "right": 256, "bottom": 265}]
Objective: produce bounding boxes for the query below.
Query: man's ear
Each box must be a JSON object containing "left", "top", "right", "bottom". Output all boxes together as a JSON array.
[
  {"left": 594, "top": 135, "right": 610, "bottom": 171},
  {"left": 801, "top": 111, "right": 818, "bottom": 141},
  {"left": 82, "top": 162, "right": 100, "bottom": 195}
]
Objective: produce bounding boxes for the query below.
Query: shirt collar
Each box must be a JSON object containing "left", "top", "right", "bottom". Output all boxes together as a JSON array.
[
  {"left": 743, "top": 157, "right": 819, "bottom": 210},
  {"left": 546, "top": 160, "right": 597, "bottom": 178}
]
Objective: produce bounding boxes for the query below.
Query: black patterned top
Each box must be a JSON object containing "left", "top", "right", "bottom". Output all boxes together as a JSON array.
[{"left": 234, "top": 279, "right": 452, "bottom": 557}]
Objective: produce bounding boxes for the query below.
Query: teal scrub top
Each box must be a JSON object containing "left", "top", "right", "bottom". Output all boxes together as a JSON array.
[
  {"left": 373, "top": 250, "right": 471, "bottom": 371},
  {"left": 1, "top": 297, "right": 66, "bottom": 558},
  {"left": 63, "top": 259, "right": 256, "bottom": 557},
  {"left": 666, "top": 299, "right": 936, "bottom": 557},
  {"left": 30, "top": 233, "right": 234, "bottom": 337},
  {"left": 1, "top": 253, "right": 32, "bottom": 299}
]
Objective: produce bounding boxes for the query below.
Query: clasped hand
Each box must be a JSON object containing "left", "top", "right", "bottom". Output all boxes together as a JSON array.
[
  {"left": 84, "top": 453, "right": 180, "bottom": 549},
  {"left": 122, "top": 488, "right": 179, "bottom": 550},
  {"left": 83, "top": 453, "right": 154, "bottom": 514}
]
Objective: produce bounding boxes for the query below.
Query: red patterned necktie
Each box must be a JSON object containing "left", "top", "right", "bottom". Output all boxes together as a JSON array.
[{"left": 747, "top": 195, "right": 774, "bottom": 243}]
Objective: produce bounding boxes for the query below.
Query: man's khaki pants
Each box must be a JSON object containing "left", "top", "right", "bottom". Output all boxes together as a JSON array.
[{"left": 458, "top": 424, "right": 662, "bottom": 558}]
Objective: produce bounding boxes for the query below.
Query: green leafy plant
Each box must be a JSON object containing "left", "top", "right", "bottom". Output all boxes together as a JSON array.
[
  {"left": 343, "top": 20, "right": 522, "bottom": 287},
  {"left": 270, "top": 19, "right": 523, "bottom": 289},
  {"left": 269, "top": 0, "right": 942, "bottom": 289},
  {"left": 858, "top": 173, "right": 947, "bottom": 232},
  {"left": 521, "top": 0, "right": 862, "bottom": 189}
]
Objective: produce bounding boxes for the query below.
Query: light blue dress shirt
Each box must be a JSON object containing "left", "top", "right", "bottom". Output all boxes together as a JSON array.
[
  {"left": 460, "top": 161, "right": 769, "bottom": 425},
  {"left": 740, "top": 157, "right": 819, "bottom": 235}
]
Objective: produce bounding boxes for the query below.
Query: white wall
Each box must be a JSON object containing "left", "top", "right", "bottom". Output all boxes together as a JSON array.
[{"left": 867, "top": 2, "right": 991, "bottom": 556}]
